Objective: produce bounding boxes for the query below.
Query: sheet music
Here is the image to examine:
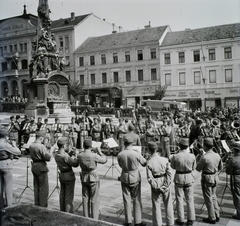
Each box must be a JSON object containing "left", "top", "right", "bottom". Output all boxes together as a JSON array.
[
  {"left": 132, "top": 146, "right": 141, "bottom": 154},
  {"left": 103, "top": 138, "right": 119, "bottom": 148},
  {"left": 92, "top": 141, "right": 102, "bottom": 148},
  {"left": 221, "top": 140, "right": 231, "bottom": 153}
]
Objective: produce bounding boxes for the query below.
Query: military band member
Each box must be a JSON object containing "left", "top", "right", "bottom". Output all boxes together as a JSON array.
[
  {"left": 54, "top": 137, "right": 79, "bottom": 213},
  {"left": 117, "top": 136, "right": 147, "bottom": 226},
  {"left": 146, "top": 141, "right": 174, "bottom": 226},
  {"left": 145, "top": 121, "right": 156, "bottom": 143},
  {"left": 117, "top": 118, "right": 128, "bottom": 152},
  {"left": 51, "top": 117, "right": 63, "bottom": 137},
  {"left": 226, "top": 142, "right": 240, "bottom": 220},
  {"left": 196, "top": 137, "right": 223, "bottom": 224},
  {"left": 160, "top": 116, "right": 171, "bottom": 159},
  {"left": 171, "top": 138, "right": 196, "bottom": 226},
  {"left": 21, "top": 116, "right": 31, "bottom": 145},
  {"left": 135, "top": 115, "right": 146, "bottom": 150},
  {"left": 77, "top": 139, "right": 107, "bottom": 219},
  {"left": 67, "top": 117, "right": 79, "bottom": 148},
  {"left": 8, "top": 115, "right": 20, "bottom": 145},
  {"left": 29, "top": 130, "right": 52, "bottom": 207},
  {"left": 106, "top": 118, "right": 117, "bottom": 139},
  {"left": 27, "top": 119, "right": 37, "bottom": 135},
  {"left": 40, "top": 118, "right": 51, "bottom": 137},
  {"left": 91, "top": 117, "right": 102, "bottom": 142},
  {"left": 36, "top": 117, "right": 43, "bottom": 131},
  {"left": 124, "top": 123, "right": 141, "bottom": 146}
]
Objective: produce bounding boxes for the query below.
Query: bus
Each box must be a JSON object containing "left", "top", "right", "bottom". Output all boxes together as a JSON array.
[{"left": 140, "top": 100, "right": 187, "bottom": 112}]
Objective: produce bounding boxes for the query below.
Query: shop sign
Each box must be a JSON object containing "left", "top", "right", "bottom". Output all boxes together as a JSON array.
[
  {"left": 229, "top": 88, "right": 240, "bottom": 94},
  {"left": 189, "top": 90, "right": 201, "bottom": 98},
  {"left": 177, "top": 91, "right": 187, "bottom": 97},
  {"left": 1, "top": 23, "right": 24, "bottom": 33},
  {"left": 127, "top": 86, "right": 155, "bottom": 95},
  {"left": 205, "top": 90, "right": 221, "bottom": 96}
]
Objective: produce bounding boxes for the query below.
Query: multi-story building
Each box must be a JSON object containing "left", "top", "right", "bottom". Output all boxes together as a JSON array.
[
  {"left": 160, "top": 23, "right": 240, "bottom": 110},
  {"left": 74, "top": 25, "right": 170, "bottom": 108},
  {"left": 0, "top": 5, "right": 120, "bottom": 99}
]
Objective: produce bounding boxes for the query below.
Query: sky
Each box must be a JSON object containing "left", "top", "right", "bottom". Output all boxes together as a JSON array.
[{"left": 0, "top": 0, "right": 239, "bottom": 31}]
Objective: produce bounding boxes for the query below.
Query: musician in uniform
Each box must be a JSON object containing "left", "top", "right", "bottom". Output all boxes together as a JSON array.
[
  {"left": 0, "top": 128, "right": 21, "bottom": 208},
  {"left": 135, "top": 115, "right": 146, "bottom": 152},
  {"left": 29, "top": 130, "right": 52, "bottom": 207},
  {"left": 196, "top": 137, "right": 223, "bottom": 224},
  {"left": 91, "top": 117, "right": 102, "bottom": 142},
  {"left": 124, "top": 123, "right": 141, "bottom": 146},
  {"left": 67, "top": 117, "right": 79, "bottom": 148},
  {"left": 8, "top": 115, "right": 20, "bottom": 145},
  {"left": 51, "top": 117, "right": 63, "bottom": 144},
  {"left": 54, "top": 137, "right": 79, "bottom": 213},
  {"left": 19, "top": 115, "right": 30, "bottom": 148},
  {"left": 77, "top": 139, "right": 107, "bottom": 219},
  {"left": 36, "top": 117, "right": 43, "bottom": 131},
  {"left": 160, "top": 116, "right": 171, "bottom": 159},
  {"left": 146, "top": 141, "right": 174, "bottom": 226},
  {"left": 171, "top": 138, "right": 196, "bottom": 226},
  {"left": 226, "top": 142, "right": 240, "bottom": 220},
  {"left": 117, "top": 135, "right": 147, "bottom": 226},
  {"left": 117, "top": 118, "right": 128, "bottom": 152},
  {"left": 40, "top": 118, "right": 51, "bottom": 138}
]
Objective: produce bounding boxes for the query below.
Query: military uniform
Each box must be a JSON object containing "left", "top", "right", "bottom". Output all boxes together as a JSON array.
[
  {"left": 77, "top": 140, "right": 107, "bottom": 219},
  {"left": 196, "top": 138, "right": 223, "bottom": 223},
  {"left": 146, "top": 145, "right": 174, "bottom": 226},
  {"left": 117, "top": 119, "right": 128, "bottom": 152},
  {"left": 54, "top": 138, "right": 79, "bottom": 213},
  {"left": 171, "top": 138, "right": 196, "bottom": 225},
  {"left": 29, "top": 132, "right": 52, "bottom": 207},
  {"left": 117, "top": 136, "right": 146, "bottom": 225},
  {"left": 91, "top": 119, "right": 102, "bottom": 142}
]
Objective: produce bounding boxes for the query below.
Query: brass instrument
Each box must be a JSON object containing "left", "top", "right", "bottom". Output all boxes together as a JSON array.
[
  {"left": 231, "top": 120, "right": 240, "bottom": 130},
  {"left": 211, "top": 118, "right": 220, "bottom": 128}
]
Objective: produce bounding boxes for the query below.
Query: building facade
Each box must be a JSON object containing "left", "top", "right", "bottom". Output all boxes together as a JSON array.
[
  {"left": 74, "top": 25, "right": 170, "bottom": 108},
  {"left": 0, "top": 5, "right": 119, "bottom": 99},
  {"left": 160, "top": 23, "right": 240, "bottom": 111}
]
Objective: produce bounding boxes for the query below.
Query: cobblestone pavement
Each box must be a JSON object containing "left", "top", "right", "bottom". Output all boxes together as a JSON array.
[{"left": 11, "top": 154, "right": 240, "bottom": 226}]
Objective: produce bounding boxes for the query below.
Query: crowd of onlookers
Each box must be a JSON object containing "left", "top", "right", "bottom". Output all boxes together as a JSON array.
[{"left": 0, "top": 95, "right": 28, "bottom": 103}]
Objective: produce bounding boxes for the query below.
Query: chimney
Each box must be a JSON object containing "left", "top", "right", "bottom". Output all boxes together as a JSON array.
[
  {"left": 112, "top": 23, "right": 117, "bottom": 33},
  {"left": 119, "top": 26, "right": 122, "bottom": 32},
  {"left": 23, "top": 4, "right": 27, "bottom": 15},
  {"left": 144, "top": 21, "right": 151, "bottom": 29},
  {"left": 71, "top": 12, "right": 75, "bottom": 20}
]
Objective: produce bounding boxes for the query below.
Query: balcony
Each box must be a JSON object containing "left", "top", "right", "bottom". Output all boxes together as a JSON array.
[{"left": 0, "top": 69, "right": 19, "bottom": 77}]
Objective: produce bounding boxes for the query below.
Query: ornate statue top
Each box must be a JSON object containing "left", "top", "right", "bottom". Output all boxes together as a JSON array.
[{"left": 29, "top": 0, "right": 68, "bottom": 79}]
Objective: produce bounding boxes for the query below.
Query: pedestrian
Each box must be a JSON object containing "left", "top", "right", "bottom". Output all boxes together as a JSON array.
[
  {"left": 77, "top": 138, "right": 107, "bottom": 219},
  {"left": 29, "top": 130, "right": 52, "bottom": 207},
  {"left": 117, "top": 135, "right": 147, "bottom": 226},
  {"left": 226, "top": 142, "right": 240, "bottom": 220},
  {"left": 171, "top": 138, "right": 196, "bottom": 226},
  {"left": 146, "top": 141, "right": 174, "bottom": 226},
  {"left": 0, "top": 128, "right": 21, "bottom": 208},
  {"left": 54, "top": 137, "right": 79, "bottom": 213},
  {"left": 196, "top": 137, "right": 223, "bottom": 224}
]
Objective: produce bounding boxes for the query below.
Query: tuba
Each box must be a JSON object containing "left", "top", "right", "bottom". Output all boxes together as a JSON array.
[
  {"left": 211, "top": 118, "right": 220, "bottom": 128},
  {"left": 231, "top": 120, "right": 240, "bottom": 130}
]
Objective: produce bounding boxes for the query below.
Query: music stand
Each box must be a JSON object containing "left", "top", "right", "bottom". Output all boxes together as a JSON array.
[
  {"left": 220, "top": 173, "right": 232, "bottom": 207},
  {"left": 103, "top": 139, "right": 120, "bottom": 178},
  {"left": 48, "top": 166, "right": 60, "bottom": 199},
  {"left": 18, "top": 152, "right": 33, "bottom": 202}
]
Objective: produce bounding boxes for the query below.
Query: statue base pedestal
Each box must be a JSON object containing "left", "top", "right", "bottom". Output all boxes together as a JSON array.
[{"left": 25, "top": 104, "right": 49, "bottom": 119}]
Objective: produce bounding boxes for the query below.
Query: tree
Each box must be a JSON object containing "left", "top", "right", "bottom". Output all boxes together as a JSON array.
[
  {"left": 154, "top": 85, "right": 167, "bottom": 100},
  {"left": 68, "top": 80, "right": 84, "bottom": 100}
]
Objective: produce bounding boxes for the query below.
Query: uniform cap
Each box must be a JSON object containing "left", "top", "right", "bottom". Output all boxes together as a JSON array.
[
  {"left": 0, "top": 128, "right": 9, "bottom": 137},
  {"left": 57, "top": 137, "right": 67, "bottom": 146},
  {"left": 36, "top": 130, "right": 46, "bottom": 137},
  {"left": 179, "top": 138, "right": 189, "bottom": 146},
  {"left": 128, "top": 123, "right": 135, "bottom": 131},
  {"left": 83, "top": 139, "right": 92, "bottom": 148},
  {"left": 123, "top": 136, "right": 134, "bottom": 144},
  {"left": 204, "top": 137, "right": 213, "bottom": 147},
  {"left": 148, "top": 141, "right": 158, "bottom": 150}
]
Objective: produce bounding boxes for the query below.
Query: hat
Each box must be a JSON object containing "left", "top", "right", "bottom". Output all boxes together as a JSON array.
[
  {"left": 57, "top": 137, "right": 67, "bottom": 146},
  {"left": 35, "top": 130, "right": 46, "bottom": 137},
  {"left": 196, "top": 119, "right": 203, "bottom": 125},
  {"left": 123, "top": 136, "right": 134, "bottom": 144},
  {"left": 204, "top": 137, "right": 213, "bottom": 147},
  {"left": 83, "top": 139, "right": 92, "bottom": 148},
  {"left": 148, "top": 142, "right": 158, "bottom": 150},
  {"left": 128, "top": 123, "right": 135, "bottom": 131},
  {"left": 16, "top": 115, "right": 21, "bottom": 120},
  {"left": 179, "top": 138, "right": 189, "bottom": 146},
  {"left": 0, "top": 128, "right": 9, "bottom": 137}
]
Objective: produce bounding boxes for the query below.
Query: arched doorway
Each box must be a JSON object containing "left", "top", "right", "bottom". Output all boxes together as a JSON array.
[
  {"left": 11, "top": 80, "right": 18, "bottom": 96},
  {"left": 21, "top": 79, "right": 27, "bottom": 98},
  {"left": 1, "top": 81, "right": 8, "bottom": 97}
]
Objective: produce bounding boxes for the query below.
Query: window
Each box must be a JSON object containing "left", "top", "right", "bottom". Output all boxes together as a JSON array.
[
  {"left": 102, "top": 73, "right": 107, "bottom": 83},
  {"left": 10, "top": 45, "right": 13, "bottom": 52},
  {"left": 65, "top": 36, "right": 69, "bottom": 47},
  {"left": 225, "top": 69, "right": 232, "bottom": 82},
  {"left": 137, "top": 50, "right": 143, "bottom": 61},
  {"left": 209, "top": 49, "right": 215, "bottom": 61},
  {"left": 179, "top": 52, "right": 185, "bottom": 63},
  {"left": 11, "top": 61, "right": 17, "bottom": 70},
  {"left": 151, "top": 68, "right": 157, "bottom": 80},
  {"left": 20, "top": 44, "right": 23, "bottom": 53},
  {"left": 224, "top": 47, "right": 232, "bottom": 59},
  {"left": 138, "top": 69, "right": 143, "bottom": 81},
  {"left": 91, "top": 73, "right": 95, "bottom": 84},
  {"left": 193, "top": 50, "right": 200, "bottom": 62},
  {"left": 14, "top": 44, "right": 17, "bottom": 51},
  {"left": 209, "top": 70, "right": 216, "bottom": 83},
  {"left": 80, "top": 74, "right": 84, "bottom": 85},
  {"left": 150, "top": 48, "right": 156, "bottom": 59},
  {"left": 113, "top": 53, "right": 118, "bottom": 63},
  {"left": 125, "top": 71, "right": 131, "bottom": 82},
  {"left": 24, "top": 43, "right": 27, "bottom": 52},
  {"left": 65, "top": 56, "right": 70, "bottom": 66},
  {"left": 4, "top": 46, "right": 7, "bottom": 52},
  {"left": 101, "top": 54, "right": 106, "bottom": 64},
  {"left": 179, "top": 72, "right": 186, "bottom": 85},
  {"left": 164, "top": 53, "right": 171, "bottom": 64},
  {"left": 194, "top": 71, "right": 201, "bottom": 84},
  {"left": 79, "top": 57, "right": 84, "bottom": 67},
  {"left": 0, "top": 47, "right": 3, "bottom": 56},
  {"left": 165, "top": 73, "right": 171, "bottom": 86},
  {"left": 90, "top": 56, "right": 95, "bottom": 65},
  {"left": 21, "top": 59, "right": 28, "bottom": 69},
  {"left": 125, "top": 51, "right": 130, "bottom": 62},
  {"left": 113, "top": 72, "right": 119, "bottom": 83},
  {"left": 59, "top": 37, "right": 63, "bottom": 47},
  {"left": 1, "top": 62, "right": 8, "bottom": 71}
]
